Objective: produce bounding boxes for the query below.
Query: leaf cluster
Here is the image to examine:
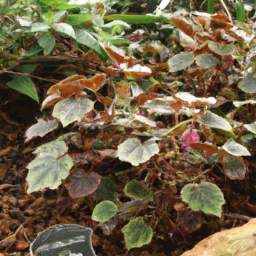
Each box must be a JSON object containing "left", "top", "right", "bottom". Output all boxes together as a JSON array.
[{"left": 2, "top": 0, "right": 256, "bottom": 253}]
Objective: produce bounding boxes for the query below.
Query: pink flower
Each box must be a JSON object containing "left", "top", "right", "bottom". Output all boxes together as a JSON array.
[
  {"left": 114, "top": 63, "right": 121, "bottom": 69},
  {"left": 149, "top": 58, "right": 157, "bottom": 64},
  {"left": 182, "top": 129, "right": 200, "bottom": 148}
]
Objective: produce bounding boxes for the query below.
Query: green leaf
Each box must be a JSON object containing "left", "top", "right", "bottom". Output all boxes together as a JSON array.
[
  {"left": 102, "top": 20, "right": 130, "bottom": 29},
  {"left": 92, "top": 201, "right": 118, "bottom": 222},
  {"left": 42, "top": 10, "right": 66, "bottom": 23},
  {"left": 54, "top": 2, "right": 80, "bottom": 9},
  {"left": 27, "top": 154, "right": 73, "bottom": 193},
  {"left": 52, "top": 23, "right": 76, "bottom": 39},
  {"left": 104, "top": 14, "right": 169, "bottom": 24},
  {"left": 27, "top": 141, "right": 73, "bottom": 193},
  {"left": 25, "top": 42, "right": 43, "bottom": 56},
  {"left": 117, "top": 138, "right": 159, "bottom": 166},
  {"left": 110, "top": 38, "right": 130, "bottom": 45},
  {"left": 92, "top": 177, "right": 118, "bottom": 203},
  {"left": 211, "top": 128, "right": 236, "bottom": 139},
  {"left": 117, "top": 200, "right": 144, "bottom": 218},
  {"left": 238, "top": 73, "right": 256, "bottom": 93},
  {"left": 66, "top": 14, "right": 95, "bottom": 26},
  {"left": 18, "top": 64, "right": 38, "bottom": 75},
  {"left": 195, "top": 54, "right": 218, "bottom": 68},
  {"left": 222, "top": 139, "right": 251, "bottom": 156},
  {"left": 31, "top": 22, "right": 50, "bottom": 32},
  {"left": 75, "top": 29, "right": 110, "bottom": 62},
  {"left": 38, "top": 33, "right": 56, "bottom": 55},
  {"left": 168, "top": 52, "right": 195, "bottom": 72},
  {"left": 181, "top": 182, "right": 225, "bottom": 217},
  {"left": 196, "top": 111, "right": 232, "bottom": 131},
  {"left": 244, "top": 121, "right": 256, "bottom": 134},
  {"left": 53, "top": 98, "right": 94, "bottom": 127},
  {"left": 102, "top": 20, "right": 130, "bottom": 35},
  {"left": 34, "top": 140, "right": 68, "bottom": 157},
  {"left": 57, "top": 132, "right": 76, "bottom": 141},
  {"left": 122, "top": 217, "right": 153, "bottom": 250},
  {"left": 92, "top": 18, "right": 104, "bottom": 27},
  {"left": 223, "top": 156, "right": 246, "bottom": 180},
  {"left": 125, "top": 180, "right": 154, "bottom": 200},
  {"left": 207, "top": 0, "right": 215, "bottom": 13},
  {"left": 39, "top": 0, "right": 56, "bottom": 4},
  {"left": 0, "top": 0, "right": 17, "bottom": 18},
  {"left": 7, "top": 75, "right": 39, "bottom": 103},
  {"left": 208, "top": 41, "right": 235, "bottom": 56}
]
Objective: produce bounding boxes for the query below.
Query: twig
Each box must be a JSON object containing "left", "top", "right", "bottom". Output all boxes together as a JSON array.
[
  {"left": 0, "top": 70, "right": 58, "bottom": 83},
  {"left": 21, "top": 225, "right": 31, "bottom": 244},
  {"left": 222, "top": 213, "right": 251, "bottom": 221},
  {"left": 219, "top": 0, "right": 233, "bottom": 24}
]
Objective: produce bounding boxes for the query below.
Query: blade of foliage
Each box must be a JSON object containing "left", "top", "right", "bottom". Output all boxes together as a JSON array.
[
  {"left": 207, "top": 0, "right": 215, "bottom": 14},
  {"left": 196, "top": 111, "right": 232, "bottom": 131},
  {"left": 237, "top": 0, "right": 245, "bottom": 23},
  {"left": 223, "top": 156, "right": 246, "bottom": 180},
  {"left": 25, "top": 119, "right": 59, "bottom": 142},
  {"left": 142, "top": 101, "right": 175, "bottom": 115},
  {"left": 222, "top": 139, "right": 251, "bottom": 156},
  {"left": 177, "top": 210, "right": 204, "bottom": 233},
  {"left": 92, "top": 201, "right": 118, "bottom": 222},
  {"left": 27, "top": 141, "right": 73, "bottom": 193},
  {"left": 181, "top": 219, "right": 256, "bottom": 256},
  {"left": 31, "top": 22, "right": 50, "bottom": 32},
  {"left": 103, "top": 14, "right": 169, "bottom": 24},
  {"left": 66, "top": 14, "right": 95, "bottom": 26},
  {"left": 30, "top": 224, "right": 96, "bottom": 256},
  {"left": 80, "top": 73, "right": 106, "bottom": 92},
  {"left": 238, "top": 73, "right": 256, "bottom": 93},
  {"left": 208, "top": 41, "right": 235, "bottom": 56},
  {"left": 7, "top": 75, "right": 39, "bottom": 103},
  {"left": 52, "top": 98, "right": 94, "bottom": 127},
  {"left": 195, "top": 54, "right": 218, "bottom": 68},
  {"left": 181, "top": 182, "right": 225, "bottom": 217},
  {"left": 52, "top": 23, "right": 76, "bottom": 39},
  {"left": 117, "top": 200, "right": 144, "bottom": 218},
  {"left": 168, "top": 52, "right": 194, "bottom": 72},
  {"left": 18, "top": 64, "right": 39, "bottom": 75},
  {"left": 122, "top": 217, "right": 153, "bottom": 250},
  {"left": 92, "top": 177, "right": 118, "bottom": 203},
  {"left": 0, "top": 0, "right": 16, "bottom": 18},
  {"left": 125, "top": 180, "right": 154, "bottom": 200},
  {"left": 117, "top": 138, "right": 159, "bottom": 166},
  {"left": 37, "top": 33, "right": 56, "bottom": 55},
  {"left": 34, "top": 140, "right": 68, "bottom": 156},
  {"left": 75, "top": 29, "right": 110, "bottom": 62},
  {"left": 102, "top": 20, "right": 131, "bottom": 36},
  {"left": 42, "top": 10, "right": 66, "bottom": 23},
  {"left": 27, "top": 154, "right": 73, "bottom": 193},
  {"left": 65, "top": 169, "right": 101, "bottom": 199},
  {"left": 25, "top": 42, "right": 43, "bottom": 56},
  {"left": 244, "top": 121, "right": 256, "bottom": 134}
]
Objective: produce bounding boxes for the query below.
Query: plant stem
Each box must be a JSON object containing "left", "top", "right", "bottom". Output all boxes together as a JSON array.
[
  {"left": 207, "top": 0, "right": 215, "bottom": 14},
  {"left": 219, "top": 0, "right": 233, "bottom": 24},
  {"left": 237, "top": 0, "right": 245, "bottom": 23}
]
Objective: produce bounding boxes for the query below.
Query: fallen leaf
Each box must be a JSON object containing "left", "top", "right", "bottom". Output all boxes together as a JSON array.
[{"left": 181, "top": 218, "right": 256, "bottom": 256}]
